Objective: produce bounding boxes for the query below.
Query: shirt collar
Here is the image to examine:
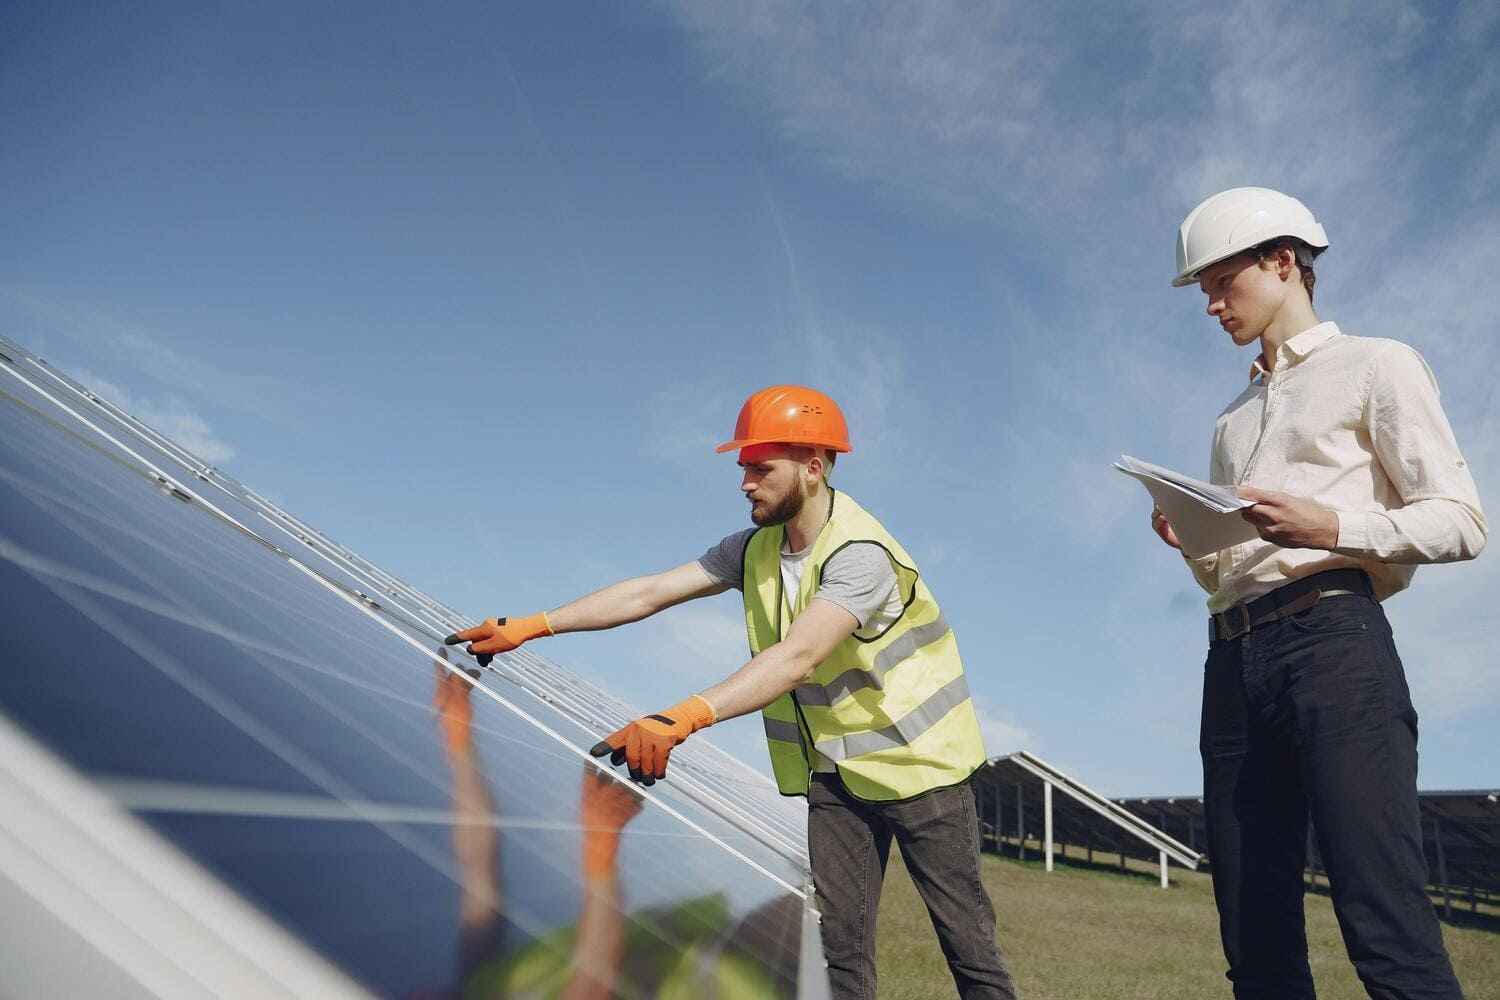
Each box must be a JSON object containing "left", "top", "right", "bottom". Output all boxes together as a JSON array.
[{"left": 1248, "top": 321, "right": 1341, "bottom": 383}]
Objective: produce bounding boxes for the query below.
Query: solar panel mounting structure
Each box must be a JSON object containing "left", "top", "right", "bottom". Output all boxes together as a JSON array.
[
  {"left": 0, "top": 334, "right": 830, "bottom": 999},
  {"left": 1119, "top": 789, "right": 1500, "bottom": 919},
  {"left": 972, "top": 751, "right": 1204, "bottom": 888}
]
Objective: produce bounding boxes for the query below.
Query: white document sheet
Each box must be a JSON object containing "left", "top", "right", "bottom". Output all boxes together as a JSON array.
[{"left": 1114, "top": 454, "right": 1261, "bottom": 558}]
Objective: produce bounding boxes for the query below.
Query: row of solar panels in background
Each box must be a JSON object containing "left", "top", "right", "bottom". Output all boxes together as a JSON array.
[
  {"left": 972, "top": 751, "right": 1205, "bottom": 874},
  {"left": 1117, "top": 791, "right": 1500, "bottom": 901},
  {"left": 0, "top": 334, "right": 827, "bottom": 999}
]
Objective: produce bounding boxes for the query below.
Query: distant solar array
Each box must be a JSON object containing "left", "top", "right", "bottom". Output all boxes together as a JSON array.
[
  {"left": 973, "top": 752, "right": 1204, "bottom": 889},
  {"left": 1117, "top": 790, "right": 1500, "bottom": 917},
  {"left": 0, "top": 335, "right": 828, "bottom": 998},
  {"left": 1414, "top": 791, "right": 1500, "bottom": 912}
]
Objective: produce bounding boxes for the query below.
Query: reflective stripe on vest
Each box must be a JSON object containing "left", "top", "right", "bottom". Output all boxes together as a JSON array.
[
  {"left": 792, "top": 611, "right": 952, "bottom": 707},
  {"left": 745, "top": 490, "right": 986, "bottom": 801},
  {"left": 812, "top": 671, "right": 974, "bottom": 762},
  {"left": 762, "top": 716, "right": 802, "bottom": 745}
]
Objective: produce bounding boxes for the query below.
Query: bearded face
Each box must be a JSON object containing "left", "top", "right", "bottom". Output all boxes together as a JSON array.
[
  {"left": 749, "top": 473, "right": 806, "bottom": 526},
  {"left": 739, "top": 444, "right": 818, "bottom": 527}
]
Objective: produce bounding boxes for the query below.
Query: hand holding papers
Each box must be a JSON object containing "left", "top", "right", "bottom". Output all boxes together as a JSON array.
[{"left": 1114, "top": 455, "right": 1259, "bottom": 558}]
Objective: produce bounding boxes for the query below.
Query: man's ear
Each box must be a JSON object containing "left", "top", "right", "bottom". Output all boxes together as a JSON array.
[
  {"left": 802, "top": 451, "right": 825, "bottom": 490},
  {"left": 1274, "top": 244, "right": 1298, "bottom": 280}
]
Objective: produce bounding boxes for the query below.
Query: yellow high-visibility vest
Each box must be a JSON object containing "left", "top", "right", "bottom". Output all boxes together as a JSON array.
[{"left": 744, "top": 490, "right": 986, "bottom": 801}]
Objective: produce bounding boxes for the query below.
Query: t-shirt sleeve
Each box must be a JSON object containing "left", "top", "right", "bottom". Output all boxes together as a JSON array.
[
  {"left": 814, "top": 543, "right": 900, "bottom": 628},
  {"left": 696, "top": 528, "right": 756, "bottom": 590}
]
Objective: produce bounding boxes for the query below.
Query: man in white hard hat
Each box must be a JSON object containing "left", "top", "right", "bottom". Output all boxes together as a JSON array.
[{"left": 1153, "top": 187, "right": 1485, "bottom": 998}]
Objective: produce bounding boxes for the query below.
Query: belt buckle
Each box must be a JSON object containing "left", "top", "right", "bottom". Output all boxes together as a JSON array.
[{"left": 1217, "top": 603, "right": 1252, "bottom": 641}]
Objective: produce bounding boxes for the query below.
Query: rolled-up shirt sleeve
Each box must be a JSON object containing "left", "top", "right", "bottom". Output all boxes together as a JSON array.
[
  {"left": 1333, "top": 344, "right": 1487, "bottom": 564},
  {"left": 1185, "top": 434, "right": 1226, "bottom": 594},
  {"left": 1186, "top": 551, "right": 1220, "bottom": 594}
]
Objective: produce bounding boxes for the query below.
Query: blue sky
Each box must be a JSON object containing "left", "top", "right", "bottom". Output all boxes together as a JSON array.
[{"left": 3, "top": 1, "right": 1497, "bottom": 795}]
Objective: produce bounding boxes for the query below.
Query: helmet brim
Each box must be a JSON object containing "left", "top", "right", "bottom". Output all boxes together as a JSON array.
[{"left": 716, "top": 437, "right": 853, "bottom": 455}]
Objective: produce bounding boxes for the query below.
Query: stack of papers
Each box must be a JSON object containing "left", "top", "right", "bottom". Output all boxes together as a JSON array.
[{"left": 1114, "top": 454, "right": 1260, "bottom": 558}]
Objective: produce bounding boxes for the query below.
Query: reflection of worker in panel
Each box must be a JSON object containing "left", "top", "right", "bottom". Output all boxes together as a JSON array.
[
  {"left": 429, "top": 658, "right": 508, "bottom": 989},
  {"left": 1153, "top": 188, "right": 1485, "bottom": 998},
  {"left": 430, "top": 657, "right": 793, "bottom": 998},
  {"left": 429, "top": 657, "right": 636, "bottom": 999},
  {"left": 447, "top": 386, "right": 1017, "bottom": 999}
]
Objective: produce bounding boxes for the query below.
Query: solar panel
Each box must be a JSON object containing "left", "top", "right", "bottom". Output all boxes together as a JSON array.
[
  {"left": 972, "top": 751, "right": 1204, "bottom": 887},
  {"left": 0, "top": 335, "right": 828, "bottom": 998},
  {"left": 1117, "top": 790, "right": 1500, "bottom": 914},
  {"left": 1416, "top": 790, "right": 1500, "bottom": 915}
]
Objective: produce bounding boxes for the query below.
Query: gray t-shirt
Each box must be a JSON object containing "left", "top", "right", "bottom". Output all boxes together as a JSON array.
[{"left": 697, "top": 529, "right": 903, "bottom": 632}]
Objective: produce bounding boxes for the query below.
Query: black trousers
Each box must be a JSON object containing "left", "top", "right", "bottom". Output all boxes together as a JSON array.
[
  {"left": 1201, "top": 590, "right": 1463, "bottom": 998},
  {"left": 808, "top": 773, "right": 1017, "bottom": 1000}
]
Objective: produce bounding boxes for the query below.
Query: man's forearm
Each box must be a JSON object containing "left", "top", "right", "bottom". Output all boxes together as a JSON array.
[
  {"left": 700, "top": 642, "right": 817, "bottom": 723},
  {"left": 548, "top": 576, "right": 665, "bottom": 634},
  {"left": 547, "top": 562, "right": 724, "bottom": 635}
]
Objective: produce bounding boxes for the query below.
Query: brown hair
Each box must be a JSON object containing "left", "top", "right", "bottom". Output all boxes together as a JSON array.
[
  {"left": 1257, "top": 240, "right": 1316, "bottom": 303},
  {"left": 788, "top": 445, "right": 836, "bottom": 484}
]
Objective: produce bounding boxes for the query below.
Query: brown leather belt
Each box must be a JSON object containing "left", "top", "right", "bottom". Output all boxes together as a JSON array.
[{"left": 1210, "top": 568, "right": 1374, "bottom": 642}]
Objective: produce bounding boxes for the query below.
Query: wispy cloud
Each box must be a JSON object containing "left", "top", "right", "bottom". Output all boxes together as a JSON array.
[
  {"left": 659, "top": 0, "right": 1500, "bottom": 523},
  {"left": 972, "top": 694, "right": 1034, "bottom": 757},
  {"left": 662, "top": 1, "right": 1083, "bottom": 222},
  {"left": 0, "top": 289, "right": 319, "bottom": 436},
  {"left": 655, "top": 0, "right": 1500, "bottom": 775},
  {"left": 660, "top": 1, "right": 1498, "bottom": 266},
  {"left": 66, "top": 367, "right": 236, "bottom": 464},
  {"left": 637, "top": 602, "right": 749, "bottom": 681},
  {"left": 638, "top": 180, "right": 912, "bottom": 473}
]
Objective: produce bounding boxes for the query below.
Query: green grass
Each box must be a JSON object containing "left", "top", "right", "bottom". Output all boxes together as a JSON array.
[{"left": 874, "top": 844, "right": 1500, "bottom": 999}]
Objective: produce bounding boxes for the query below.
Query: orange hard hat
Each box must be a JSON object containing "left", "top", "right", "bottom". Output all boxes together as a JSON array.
[{"left": 715, "top": 385, "right": 852, "bottom": 454}]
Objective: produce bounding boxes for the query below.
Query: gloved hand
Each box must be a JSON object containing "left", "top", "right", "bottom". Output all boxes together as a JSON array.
[
  {"left": 443, "top": 612, "right": 552, "bottom": 667},
  {"left": 589, "top": 695, "right": 717, "bottom": 786}
]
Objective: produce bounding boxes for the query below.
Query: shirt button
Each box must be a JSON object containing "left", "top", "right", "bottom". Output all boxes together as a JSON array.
[{"left": 1457, "top": 459, "right": 1466, "bottom": 468}]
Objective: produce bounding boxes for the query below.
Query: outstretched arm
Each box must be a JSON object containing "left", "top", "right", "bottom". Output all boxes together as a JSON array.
[
  {"left": 549, "top": 561, "right": 729, "bottom": 634},
  {"left": 590, "top": 598, "right": 859, "bottom": 784},
  {"left": 699, "top": 598, "right": 857, "bottom": 721},
  {"left": 447, "top": 561, "right": 728, "bottom": 664}
]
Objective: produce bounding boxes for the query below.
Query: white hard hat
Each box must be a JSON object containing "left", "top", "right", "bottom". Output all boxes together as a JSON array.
[{"left": 1172, "top": 186, "right": 1329, "bottom": 287}]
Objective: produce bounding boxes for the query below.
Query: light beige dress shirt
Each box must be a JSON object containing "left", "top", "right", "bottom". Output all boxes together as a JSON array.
[{"left": 1188, "top": 322, "right": 1486, "bottom": 612}]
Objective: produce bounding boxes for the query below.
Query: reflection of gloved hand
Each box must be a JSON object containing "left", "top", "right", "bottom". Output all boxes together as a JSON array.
[
  {"left": 432, "top": 663, "right": 476, "bottom": 754},
  {"left": 444, "top": 613, "right": 552, "bottom": 667},
  {"left": 580, "top": 765, "right": 644, "bottom": 876},
  {"left": 589, "top": 695, "right": 717, "bottom": 786}
]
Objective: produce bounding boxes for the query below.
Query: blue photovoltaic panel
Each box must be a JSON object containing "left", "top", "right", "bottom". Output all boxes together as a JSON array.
[
  {"left": 0, "top": 337, "right": 825, "bottom": 999},
  {"left": 7, "top": 338, "right": 811, "bottom": 861}
]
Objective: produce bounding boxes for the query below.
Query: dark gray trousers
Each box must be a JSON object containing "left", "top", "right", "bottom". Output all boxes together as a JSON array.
[
  {"left": 1202, "top": 592, "right": 1463, "bottom": 999},
  {"left": 808, "top": 773, "right": 1017, "bottom": 1000}
]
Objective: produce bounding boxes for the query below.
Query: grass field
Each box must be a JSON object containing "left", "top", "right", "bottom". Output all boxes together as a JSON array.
[{"left": 874, "top": 846, "right": 1500, "bottom": 999}]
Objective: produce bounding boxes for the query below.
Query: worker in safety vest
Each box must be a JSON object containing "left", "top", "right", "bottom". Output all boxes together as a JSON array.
[
  {"left": 447, "top": 385, "right": 1017, "bottom": 999},
  {"left": 1155, "top": 188, "right": 1484, "bottom": 998}
]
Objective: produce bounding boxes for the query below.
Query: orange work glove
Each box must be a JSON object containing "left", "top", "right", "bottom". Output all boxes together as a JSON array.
[
  {"left": 579, "top": 766, "right": 644, "bottom": 877},
  {"left": 443, "top": 612, "right": 552, "bottom": 667},
  {"left": 589, "top": 695, "right": 717, "bottom": 786}
]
